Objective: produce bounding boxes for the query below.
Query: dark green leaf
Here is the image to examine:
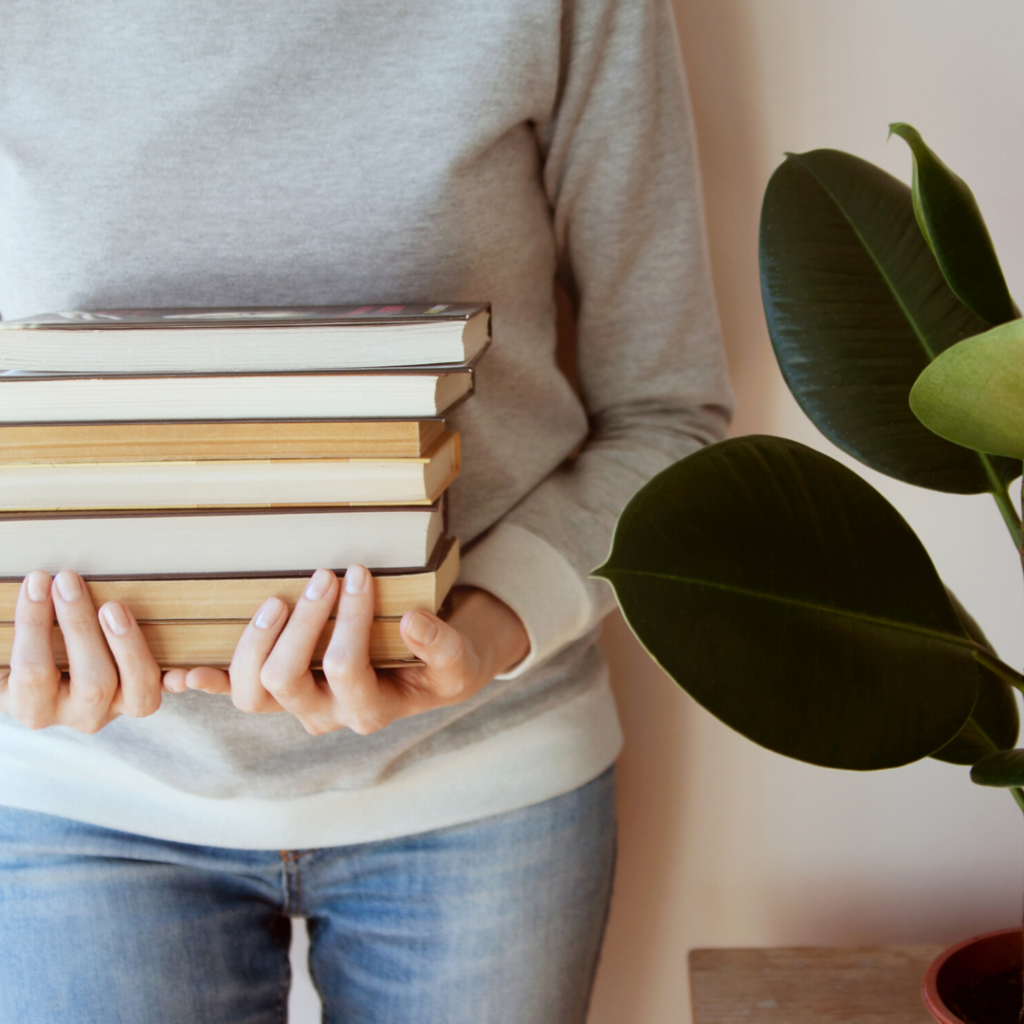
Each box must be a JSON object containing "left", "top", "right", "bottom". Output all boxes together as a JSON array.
[
  {"left": 910, "top": 318, "right": 1024, "bottom": 461},
  {"left": 971, "top": 749, "right": 1024, "bottom": 787},
  {"left": 759, "top": 148, "right": 1018, "bottom": 494},
  {"left": 889, "top": 123, "right": 1015, "bottom": 327},
  {"left": 930, "top": 589, "right": 1018, "bottom": 765},
  {"left": 593, "top": 435, "right": 978, "bottom": 770}
]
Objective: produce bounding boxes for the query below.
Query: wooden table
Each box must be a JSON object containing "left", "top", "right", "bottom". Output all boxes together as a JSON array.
[{"left": 689, "top": 946, "right": 945, "bottom": 1023}]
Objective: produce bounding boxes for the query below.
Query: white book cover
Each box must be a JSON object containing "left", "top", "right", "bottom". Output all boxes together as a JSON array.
[
  {"left": 0, "top": 368, "right": 473, "bottom": 422},
  {"left": 0, "top": 303, "right": 490, "bottom": 373},
  {"left": 0, "top": 505, "right": 445, "bottom": 577}
]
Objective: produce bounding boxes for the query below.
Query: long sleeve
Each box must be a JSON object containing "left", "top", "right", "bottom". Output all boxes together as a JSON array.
[{"left": 458, "top": 0, "right": 734, "bottom": 677}]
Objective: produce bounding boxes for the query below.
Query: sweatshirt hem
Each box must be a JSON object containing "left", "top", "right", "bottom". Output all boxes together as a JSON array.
[{"left": 0, "top": 677, "right": 622, "bottom": 850}]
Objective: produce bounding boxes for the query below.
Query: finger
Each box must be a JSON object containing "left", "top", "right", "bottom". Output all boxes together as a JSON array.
[
  {"left": 0, "top": 667, "right": 11, "bottom": 716},
  {"left": 98, "top": 602, "right": 162, "bottom": 718},
  {"left": 259, "top": 569, "right": 340, "bottom": 718},
  {"left": 322, "top": 565, "right": 374, "bottom": 675},
  {"left": 400, "top": 611, "right": 477, "bottom": 702},
  {"left": 228, "top": 595, "right": 290, "bottom": 713},
  {"left": 163, "top": 668, "right": 189, "bottom": 693},
  {"left": 8, "top": 571, "right": 61, "bottom": 728},
  {"left": 52, "top": 571, "right": 118, "bottom": 729},
  {"left": 183, "top": 666, "right": 233, "bottom": 696},
  {"left": 320, "top": 566, "right": 396, "bottom": 735}
]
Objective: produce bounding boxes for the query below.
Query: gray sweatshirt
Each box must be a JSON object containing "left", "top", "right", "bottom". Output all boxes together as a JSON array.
[{"left": 0, "top": 0, "right": 732, "bottom": 847}]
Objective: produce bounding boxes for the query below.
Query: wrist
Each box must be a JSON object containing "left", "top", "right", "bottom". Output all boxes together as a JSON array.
[{"left": 446, "top": 586, "right": 530, "bottom": 681}]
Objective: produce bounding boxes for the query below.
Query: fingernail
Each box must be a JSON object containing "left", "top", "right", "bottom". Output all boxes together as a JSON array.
[
  {"left": 26, "top": 571, "right": 50, "bottom": 603},
  {"left": 55, "top": 571, "right": 82, "bottom": 602},
  {"left": 101, "top": 603, "right": 131, "bottom": 636},
  {"left": 405, "top": 611, "right": 438, "bottom": 646},
  {"left": 304, "top": 569, "right": 333, "bottom": 601},
  {"left": 254, "top": 597, "right": 283, "bottom": 630},
  {"left": 344, "top": 565, "right": 367, "bottom": 594}
]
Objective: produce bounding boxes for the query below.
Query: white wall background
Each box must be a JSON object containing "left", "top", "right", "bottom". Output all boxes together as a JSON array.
[{"left": 290, "top": 2, "right": 1024, "bottom": 1021}]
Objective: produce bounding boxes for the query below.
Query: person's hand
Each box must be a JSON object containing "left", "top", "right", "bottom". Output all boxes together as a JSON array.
[
  {"left": 166, "top": 566, "right": 530, "bottom": 735},
  {"left": 0, "top": 570, "right": 163, "bottom": 733}
]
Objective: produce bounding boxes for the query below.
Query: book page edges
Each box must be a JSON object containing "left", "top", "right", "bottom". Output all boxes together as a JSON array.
[
  {"left": 0, "top": 419, "right": 445, "bottom": 462},
  {"left": 0, "top": 538, "right": 459, "bottom": 619},
  {"left": 0, "top": 431, "right": 459, "bottom": 509},
  {"left": 0, "top": 619, "right": 419, "bottom": 669}
]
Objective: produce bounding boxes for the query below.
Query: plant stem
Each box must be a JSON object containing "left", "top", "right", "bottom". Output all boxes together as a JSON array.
[
  {"left": 982, "top": 457, "right": 1024, "bottom": 550},
  {"left": 973, "top": 648, "right": 1024, "bottom": 695},
  {"left": 970, "top": 721, "right": 1024, "bottom": 815}
]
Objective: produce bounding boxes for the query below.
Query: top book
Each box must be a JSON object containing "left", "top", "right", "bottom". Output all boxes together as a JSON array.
[{"left": 0, "top": 303, "right": 490, "bottom": 374}]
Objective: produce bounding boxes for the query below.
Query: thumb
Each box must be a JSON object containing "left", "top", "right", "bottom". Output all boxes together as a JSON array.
[{"left": 400, "top": 610, "right": 476, "bottom": 698}]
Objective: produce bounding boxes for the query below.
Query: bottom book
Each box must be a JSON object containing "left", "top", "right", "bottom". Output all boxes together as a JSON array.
[{"left": 0, "top": 618, "right": 416, "bottom": 670}]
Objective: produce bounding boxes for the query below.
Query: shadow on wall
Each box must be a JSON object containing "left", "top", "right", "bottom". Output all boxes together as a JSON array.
[
  {"left": 672, "top": 0, "right": 778, "bottom": 439},
  {"left": 589, "top": 611, "right": 694, "bottom": 1024},
  {"left": 588, "top": 4, "right": 774, "bottom": 1021}
]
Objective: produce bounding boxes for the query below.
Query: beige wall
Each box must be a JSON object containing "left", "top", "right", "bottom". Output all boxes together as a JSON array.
[{"left": 588, "top": 2, "right": 1024, "bottom": 1022}]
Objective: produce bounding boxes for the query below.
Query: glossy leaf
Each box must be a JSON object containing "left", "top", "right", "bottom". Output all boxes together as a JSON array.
[
  {"left": 930, "top": 589, "right": 1018, "bottom": 765},
  {"left": 593, "top": 435, "right": 979, "bottom": 770},
  {"left": 889, "top": 123, "right": 1015, "bottom": 326},
  {"left": 760, "top": 148, "right": 1018, "bottom": 494},
  {"left": 971, "top": 749, "right": 1024, "bottom": 788},
  {"left": 910, "top": 318, "right": 1024, "bottom": 461}
]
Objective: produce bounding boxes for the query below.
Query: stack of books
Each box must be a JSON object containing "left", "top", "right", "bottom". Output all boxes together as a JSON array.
[{"left": 0, "top": 303, "right": 488, "bottom": 669}]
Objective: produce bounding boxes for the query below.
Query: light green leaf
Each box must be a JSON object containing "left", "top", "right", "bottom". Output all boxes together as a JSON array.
[{"left": 910, "top": 318, "right": 1024, "bottom": 460}]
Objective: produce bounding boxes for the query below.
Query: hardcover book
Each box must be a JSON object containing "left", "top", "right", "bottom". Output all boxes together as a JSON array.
[
  {"left": 0, "top": 503, "right": 445, "bottom": 578},
  {"left": 0, "top": 538, "right": 459, "bottom": 620},
  {"left": 0, "top": 618, "right": 419, "bottom": 669},
  {"left": 0, "top": 431, "right": 460, "bottom": 510},
  {"left": 0, "top": 419, "right": 447, "bottom": 462},
  {"left": 0, "top": 303, "right": 490, "bottom": 373},
  {"left": 0, "top": 366, "right": 475, "bottom": 422},
  {"left": 0, "top": 540, "right": 460, "bottom": 618}
]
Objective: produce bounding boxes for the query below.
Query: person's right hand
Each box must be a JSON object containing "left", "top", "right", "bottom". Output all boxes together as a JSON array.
[{"left": 0, "top": 570, "right": 163, "bottom": 734}]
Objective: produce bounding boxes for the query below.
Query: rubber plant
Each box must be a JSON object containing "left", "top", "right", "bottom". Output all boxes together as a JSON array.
[
  {"left": 594, "top": 126, "right": 1024, "bottom": 1020},
  {"left": 594, "top": 128, "right": 1024, "bottom": 856}
]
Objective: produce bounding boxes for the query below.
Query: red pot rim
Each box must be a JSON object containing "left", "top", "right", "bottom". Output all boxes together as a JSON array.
[{"left": 921, "top": 927, "right": 1020, "bottom": 1023}]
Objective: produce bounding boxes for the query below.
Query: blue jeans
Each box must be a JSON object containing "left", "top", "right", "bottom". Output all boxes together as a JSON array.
[{"left": 0, "top": 765, "right": 616, "bottom": 1024}]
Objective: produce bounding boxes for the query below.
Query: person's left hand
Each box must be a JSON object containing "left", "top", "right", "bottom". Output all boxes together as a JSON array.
[{"left": 164, "top": 566, "right": 529, "bottom": 735}]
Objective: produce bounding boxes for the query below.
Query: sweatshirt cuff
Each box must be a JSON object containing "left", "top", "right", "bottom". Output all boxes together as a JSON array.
[{"left": 457, "top": 522, "right": 596, "bottom": 680}]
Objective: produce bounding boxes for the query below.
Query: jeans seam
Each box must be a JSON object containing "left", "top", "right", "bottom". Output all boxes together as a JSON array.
[
  {"left": 275, "top": 925, "right": 291, "bottom": 1024},
  {"left": 279, "top": 852, "right": 293, "bottom": 916}
]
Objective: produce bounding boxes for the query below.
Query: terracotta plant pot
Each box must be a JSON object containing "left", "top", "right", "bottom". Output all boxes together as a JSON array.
[{"left": 922, "top": 928, "right": 1023, "bottom": 1024}]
